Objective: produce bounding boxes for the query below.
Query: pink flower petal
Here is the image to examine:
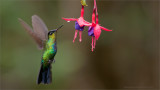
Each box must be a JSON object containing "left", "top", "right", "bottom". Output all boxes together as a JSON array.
[
  {"left": 62, "top": 18, "right": 77, "bottom": 22},
  {"left": 83, "top": 20, "right": 92, "bottom": 26},
  {"left": 77, "top": 17, "right": 92, "bottom": 27},
  {"left": 100, "top": 26, "right": 112, "bottom": 31},
  {"left": 77, "top": 17, "right": 85, "bottom": 27},
  {"left": 94, "top": 24, "right": 101, "bottom": 40}
]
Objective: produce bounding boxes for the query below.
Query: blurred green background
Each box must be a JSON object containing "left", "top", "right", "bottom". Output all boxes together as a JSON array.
[{"left": 0, "top": 0, "right": 159, "bottom": 89}]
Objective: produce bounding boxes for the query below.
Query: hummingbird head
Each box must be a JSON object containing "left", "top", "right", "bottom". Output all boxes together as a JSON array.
[{"left": 48, "top": 25, "right": 63, "bottom": 39}]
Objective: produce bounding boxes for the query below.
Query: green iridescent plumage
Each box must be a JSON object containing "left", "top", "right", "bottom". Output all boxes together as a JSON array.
[
  {"left": 19, "top": 15, "right": 63, "bottom": 84},
  {"left": 42, "top": 34, "right": 57, "bottom": 68}
]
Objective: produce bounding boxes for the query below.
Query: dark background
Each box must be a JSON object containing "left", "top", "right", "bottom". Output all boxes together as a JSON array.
[{"left": 0, "top": 0, "right": 159, "bottom": 89}]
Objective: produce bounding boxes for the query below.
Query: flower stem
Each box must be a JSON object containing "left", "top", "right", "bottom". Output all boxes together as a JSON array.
[
  {"left": 94, "top": 0, "right": 99, "bottom": 24},
  {"left": 80, "top": 5, "right": 84, "bottom": 17}
]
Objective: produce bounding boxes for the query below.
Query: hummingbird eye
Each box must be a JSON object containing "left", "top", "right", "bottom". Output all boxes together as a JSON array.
[{"left": 48, "top": 32, "right": 53, "bottom": 35}]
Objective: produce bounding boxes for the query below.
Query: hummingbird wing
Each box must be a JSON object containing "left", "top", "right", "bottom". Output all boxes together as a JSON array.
[
  {"left": 18, "top": 18, "right": 44, "bottom": 49},
  {"left": 32, "top": 15, "right": 48, "bottom": 41}
]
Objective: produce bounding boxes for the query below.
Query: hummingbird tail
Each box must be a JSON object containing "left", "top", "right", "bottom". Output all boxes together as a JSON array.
[{"left": 37, "top": 64, "right": 52, "bottom": 84}]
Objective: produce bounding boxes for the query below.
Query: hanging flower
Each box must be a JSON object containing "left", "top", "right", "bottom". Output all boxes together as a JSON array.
[
  {"left": 88, "top": 0, "right": 112, "bottom": 51},
  {"left": 62, "top": 1, "right": 91, "bottom": 43},
  {"left": 62, "top": 0, "right": 112, "bottom": 52}
]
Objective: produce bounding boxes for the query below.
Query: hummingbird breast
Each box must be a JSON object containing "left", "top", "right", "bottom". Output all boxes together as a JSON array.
[{"left": 42, "top": 38, "right": 57, "bottom": 65}]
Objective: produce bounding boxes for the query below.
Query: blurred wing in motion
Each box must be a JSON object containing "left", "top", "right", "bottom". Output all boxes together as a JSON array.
[
  {"left": 18, "top": 18, "right": 44, "bottom": 49},
  {"left": 32, "top": 15, "right": 48, "bottom": 41}
]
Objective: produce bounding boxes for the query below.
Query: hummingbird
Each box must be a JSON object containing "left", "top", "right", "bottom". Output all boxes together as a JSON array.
[{"left": 18, "top": 15, "right": 63, "bottom": 84}]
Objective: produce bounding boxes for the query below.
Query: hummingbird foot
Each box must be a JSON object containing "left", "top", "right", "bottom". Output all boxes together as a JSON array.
[
  {"left": 53, "top": 59, "right": 56, "bottom": 63},
  {"left": 48, "top": 60, "right": 52, "bottom": 64},
  {"left": 48, "top": 59, "right": 55, "bottom": 64}
]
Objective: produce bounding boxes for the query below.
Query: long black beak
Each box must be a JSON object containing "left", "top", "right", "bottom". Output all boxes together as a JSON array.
[
  {"left": 56, "top": 25, "right": 63, "bottom": 31},
  {"left": 50, "top": 25, "right": 63, "bottom": 32}
]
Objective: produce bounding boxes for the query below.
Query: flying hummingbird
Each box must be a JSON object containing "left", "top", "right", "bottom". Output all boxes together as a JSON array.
[{"left": 18, "top": 15, "right": 63, "bottom": 84}]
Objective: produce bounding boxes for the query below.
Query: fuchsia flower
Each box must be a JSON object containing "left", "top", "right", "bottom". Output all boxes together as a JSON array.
[
  {"left": 62, "top": 0, "right": 112, "bottom": 51},
  {"left": 88, "top": 0, "right": 112, "bottom": 51},
  {"left": 62, "top": 5, "right": 91, "bottom": 42}
]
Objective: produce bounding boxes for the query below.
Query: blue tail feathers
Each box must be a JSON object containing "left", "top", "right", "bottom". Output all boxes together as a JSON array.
[{"left": 37, "top": 64, "right": 52, "bottom": 84}]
